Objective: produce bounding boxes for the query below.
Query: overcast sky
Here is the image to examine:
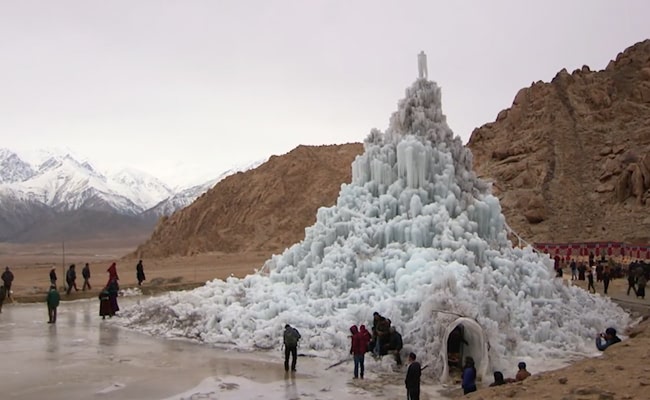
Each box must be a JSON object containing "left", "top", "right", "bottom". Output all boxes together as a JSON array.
[{"left": 1, "top": 1, "right": 649, "bottom": 186}]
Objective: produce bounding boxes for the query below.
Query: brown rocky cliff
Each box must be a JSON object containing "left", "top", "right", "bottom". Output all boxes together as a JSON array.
[
  {"left": 468, "top": 39, "right": 650, "bottom": 244},
  {"left": 133, "top": 143, "right": 363, "bottom": 257}
]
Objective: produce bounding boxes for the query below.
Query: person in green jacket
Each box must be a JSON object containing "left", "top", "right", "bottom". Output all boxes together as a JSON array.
[{"left": 46, "top": 285, "right": 60, "bottom": 323}]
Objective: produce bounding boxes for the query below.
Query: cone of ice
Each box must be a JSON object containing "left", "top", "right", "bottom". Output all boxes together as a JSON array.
[{"left": 122, "top": 77, "right": 629, "bottom": 381}]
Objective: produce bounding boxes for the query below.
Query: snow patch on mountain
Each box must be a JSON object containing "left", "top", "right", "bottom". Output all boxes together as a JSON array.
[{"left": 0, "top": 149, "right": 35, "bottom": 184}]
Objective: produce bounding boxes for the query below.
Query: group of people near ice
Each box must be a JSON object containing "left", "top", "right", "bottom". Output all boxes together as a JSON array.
[
  {"left": 0, "top": 258, "right": 147, "bottom": 324},
  {"left": 554, "top": 253, "right": 649, "bottom": 297},
  {"left": 45, "top": 262, "right": 127, "bottom": 323}
]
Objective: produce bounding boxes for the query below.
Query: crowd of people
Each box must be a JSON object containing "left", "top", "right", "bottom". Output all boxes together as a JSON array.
[
  {"left": 554, "top": 252, "right": 650, "bottom": 297},
  {"left": 282, "top": 310, "right": 624, "bottom": 397},
  {"left": 0, "top": 260, "right": 146, "bottom": 323}
]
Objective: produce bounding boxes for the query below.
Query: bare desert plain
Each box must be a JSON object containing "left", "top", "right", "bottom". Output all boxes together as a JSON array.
[{"left": 0, "top": 237, "right": 271, "bottom": 303}]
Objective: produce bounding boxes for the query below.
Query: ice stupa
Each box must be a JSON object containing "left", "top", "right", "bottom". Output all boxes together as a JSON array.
[{"left": 122, "top": 63, "right": 629, "bottom": 381}]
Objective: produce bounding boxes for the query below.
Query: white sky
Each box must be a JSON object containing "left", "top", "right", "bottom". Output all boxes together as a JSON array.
[{"left": 1, "top": 1, "right": 649, "bottom": 186}]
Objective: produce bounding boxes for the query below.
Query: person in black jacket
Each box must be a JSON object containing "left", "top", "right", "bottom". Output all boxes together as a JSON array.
[
  {"left": 384, "top": 326, "right": 403, "bottom": 365},
  {"left": 1, "top": 267, "right": 14, "bottom": 301},
  {"left": 66, "top": 264, "right": 78, "bottom": 295},
  {"left": 49, "top": 266, "right": 57, "bottom": 286},
  {"left": 136, "top": 260, "right": 146, "bottom": 286},
  {"left": 82, "top": 263, "right": 91, "bottom": 291},
  {"left": 405, "top": 352, "right": 421, "bottom": 400}
]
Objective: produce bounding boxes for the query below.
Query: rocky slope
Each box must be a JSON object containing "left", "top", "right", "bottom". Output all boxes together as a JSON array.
[
  {"left": 133, "top": 144, "right": 364, "bottom": 257},
  {"left": 133, "top": 40, "right": 650, "bottom": 257},
  {"left": 468, "top": 39, "right": 650, "bottom": 245}
]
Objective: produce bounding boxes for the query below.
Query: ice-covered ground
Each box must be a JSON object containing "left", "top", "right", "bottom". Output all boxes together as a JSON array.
[
  {"left": 120, "top": 77, "right": 629, "bottom": 380},
  {"left": 2, "top": 298, "right": 424, "bottom": 400}
]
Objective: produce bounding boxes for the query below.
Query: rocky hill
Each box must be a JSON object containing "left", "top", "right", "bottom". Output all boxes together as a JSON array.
[
  {"left": 133, "top": 144, "right": 364, "bottom": 257},
  {"left": 468, "top": 39, "right": 650, "bottom": 245},
  {"left": 133, "top": 40, "right": 650, "bottom": 257}
]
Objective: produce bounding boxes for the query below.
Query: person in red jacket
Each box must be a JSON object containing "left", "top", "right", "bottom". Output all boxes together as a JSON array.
[
  {"left": 350, "top": 325, "right": 369, "bottom": 379},
  {"left": 359, "top": 325, "right": 371, "bottom": 344}
]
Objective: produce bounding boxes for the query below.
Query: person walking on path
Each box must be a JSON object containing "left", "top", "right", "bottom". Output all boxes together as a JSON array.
[
  {"left": 587, "top": 267, "right": 596, "bottom": 293},
  {"left": 66, "top": 264, "right": 78, "bottom": 295},
  {"left": 627, "top": 270, "right": 637, "bottom": 296},
  {"left": 602, "top": 267, "right": 611, "bottom": 295},
  {"left": 570, "top": 259, "right": 578, "bottom": 281},
  {"left": 283, "top": 324, "right": 301, "bottom": 372},
  {"left": 46, "top": 285, "right": 60, "bottom": 323},
  {"left": 405, "top": 352, "right": 421, "bottom": 400},
  {"left": 136, "top": 260, "right": 146, "bottom": 286},
  {"left": 82, "top": 263, "right": 91, "bottom": 291},
  {"left": 2, "top": 267, "right": 14, "bottom": 301},
  {"left": 49, "top": 266, "right": 57, "bottom": 286}
]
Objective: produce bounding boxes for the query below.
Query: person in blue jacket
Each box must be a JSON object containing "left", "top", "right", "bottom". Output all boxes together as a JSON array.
[
  {"left": 596, "top": 327, "right": 621, "bottom": 351},
  {"left": 461, "top": 356, "right": 477, "bottom": 395}
]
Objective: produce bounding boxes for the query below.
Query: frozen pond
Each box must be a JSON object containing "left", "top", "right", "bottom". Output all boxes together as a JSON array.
[{"left": 0, "top": 298, "right": 446, "bottom": 400}]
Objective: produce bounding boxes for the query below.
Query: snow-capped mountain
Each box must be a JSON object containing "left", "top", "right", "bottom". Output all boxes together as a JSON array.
[
  {"left": 9, "top": 154, "right": 138, "bottom": 215},
  {"left": 144, "top": 159, "right": 267, "bottom": 217},
  {"left": 109, "top": 168, "right": 174, "bottom": 211},
  {"left": 0, "top": 149, "right": 35, "bottom": 183},
  {"left": 0, "top": 147, "right": 268, "bottom": 242}
]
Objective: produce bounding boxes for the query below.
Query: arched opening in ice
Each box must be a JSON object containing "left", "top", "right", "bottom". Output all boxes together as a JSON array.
[{"left": 440, "top": 317, "right": 488, "bottom": 383}]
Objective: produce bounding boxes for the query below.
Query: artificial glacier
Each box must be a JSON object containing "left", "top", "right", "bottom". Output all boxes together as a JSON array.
[{"left": 122, "top": 77, "right": 629, "bottom": 381}]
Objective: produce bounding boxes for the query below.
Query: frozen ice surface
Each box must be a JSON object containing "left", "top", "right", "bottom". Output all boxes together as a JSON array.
[{"left": 121, "top": 78, "right": 629, "bottom": 380}]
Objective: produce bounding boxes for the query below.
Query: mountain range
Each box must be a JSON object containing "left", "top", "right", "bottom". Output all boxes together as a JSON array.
[{"left": 0, "top": 148, "right": 256, "bottom": 242}]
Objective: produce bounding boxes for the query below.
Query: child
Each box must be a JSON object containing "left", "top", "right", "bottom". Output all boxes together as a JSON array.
[
  {"left": 99, "top": 287, "right": 112, "bottom": 319},
  {"left": 515, "top": 361, "right": 531, "bottom": 381}
]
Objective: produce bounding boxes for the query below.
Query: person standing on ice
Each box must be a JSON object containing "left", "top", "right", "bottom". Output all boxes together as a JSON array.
[
  {"left": 405, "top": 352, "right": 421, "bottom": 400},
  {"left": 46, "top": 285, "right": 60, "bottom": 323},
  {"left": 98, "top": 286, "right": 112, "bottom": 319},
  {"left": 283, "top": 324, "right": 301, "bottom": 372},
  {"left": 350, "top": 325, "right": 368, "bottom": 379},
  {"left": 106, "top": 276, "right": 120, "bottom": 315}
]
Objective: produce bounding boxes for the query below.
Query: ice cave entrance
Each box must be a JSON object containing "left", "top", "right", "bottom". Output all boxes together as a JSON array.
[{"left": 441, "top": 317, "right": 489, "bottom": 382}]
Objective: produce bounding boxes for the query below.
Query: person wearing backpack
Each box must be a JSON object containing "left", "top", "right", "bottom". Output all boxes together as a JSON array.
[{"left": 283, "top": 324, "right": 301, "bottom": 372}]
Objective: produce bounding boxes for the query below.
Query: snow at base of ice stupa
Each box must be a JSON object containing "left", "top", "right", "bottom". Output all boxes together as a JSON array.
[{"left": 121, "top": 77, "right": 629, "bottom": 380}]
